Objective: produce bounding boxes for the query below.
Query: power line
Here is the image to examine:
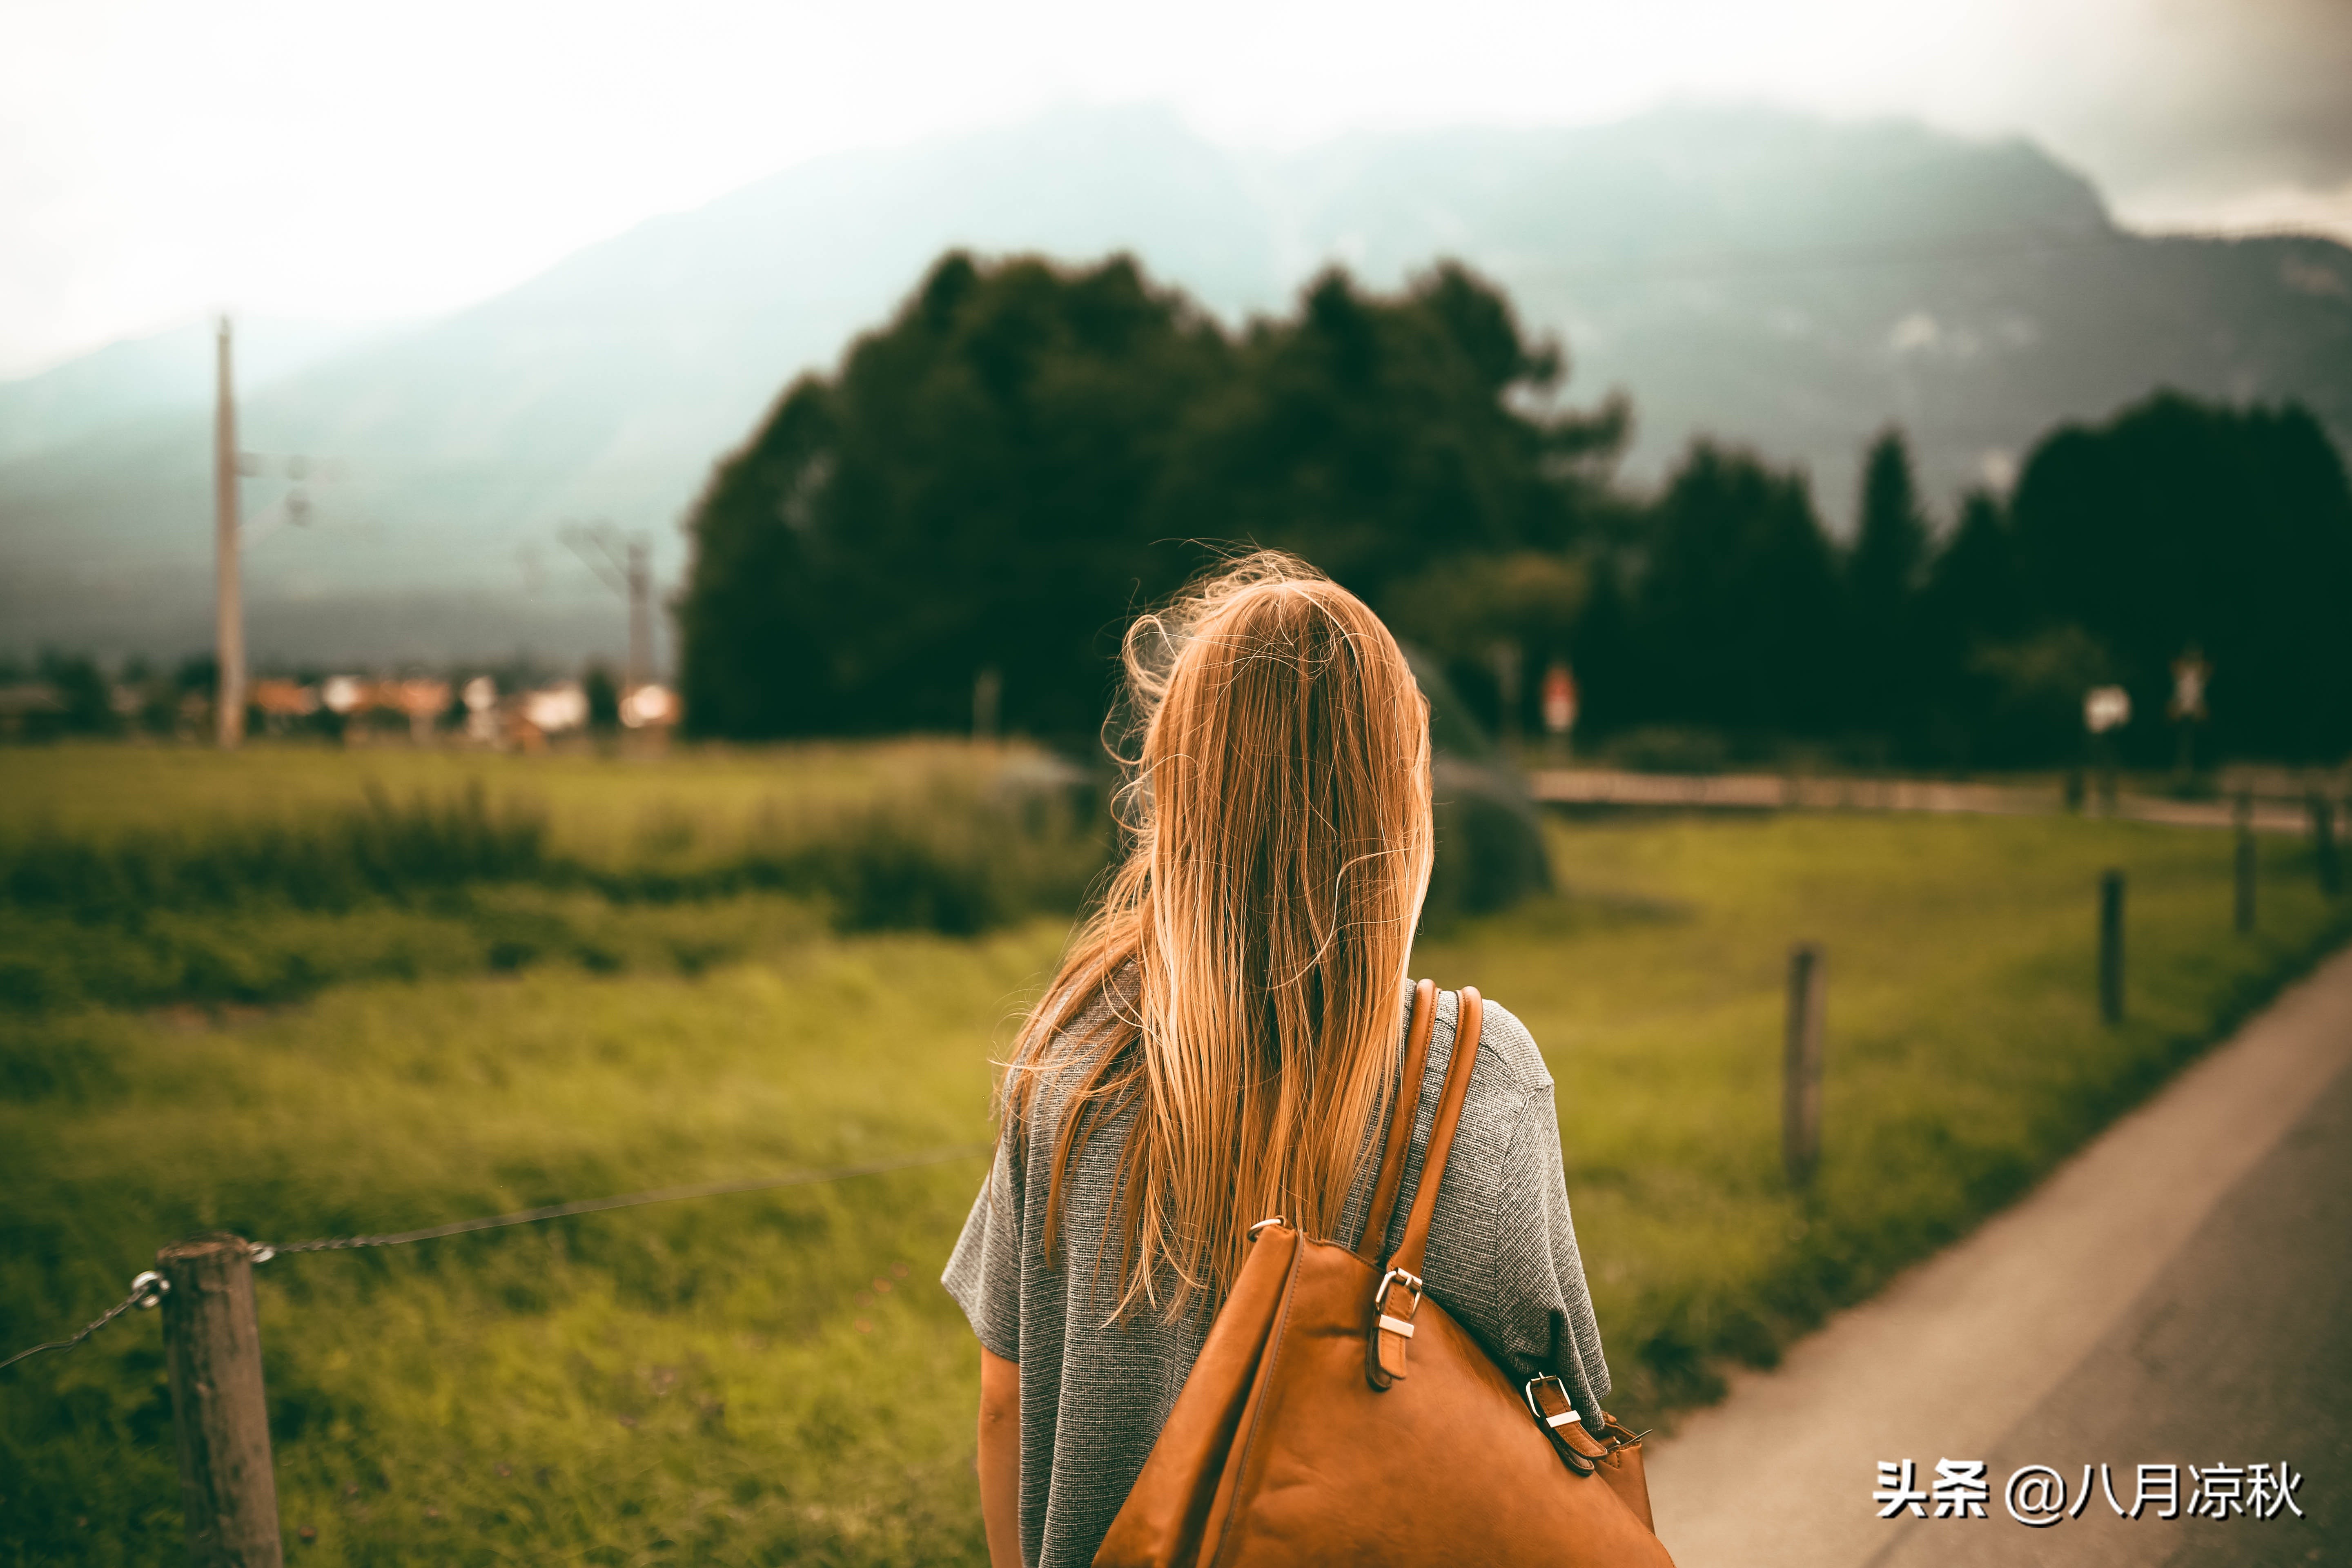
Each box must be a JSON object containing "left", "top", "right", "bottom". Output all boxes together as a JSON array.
[
  {"left": 559, "top": 520, "right": 657, "bottom": 697},
  {"left": 254, "top": 1142, "right": 991, "bottom": 1256}
]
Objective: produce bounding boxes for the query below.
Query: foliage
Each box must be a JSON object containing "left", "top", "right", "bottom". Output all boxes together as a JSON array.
[
  {"left": 1157, "top": 266, "right": 1626, "bottom": 603},
  {"left": 671, "top": 249, "right": 2352, "bottom": 769},
  {"left": 51, "top": 655, "right": 116, "bottom": 734},
  {"left": 1578, "top": 396, "right": 2352, "bottom": 766},
  {"left": 677, "top": 253, "right": 1626, "bottom": 745},
  {"left": 582, "top": 665, "right": 620, "bottom": 732},
  {"left": 678, "top": 254, "right": 1230, "bottom": 742},
  {"left": 1620, "top": 440, "right": 1846, "bottom": 738},
  {"left": 1845, "top": 428, "right": 1932, "bottom": 737},
  {"left": 2007, "top": 391, "right": 2352, "bottom": 762}
]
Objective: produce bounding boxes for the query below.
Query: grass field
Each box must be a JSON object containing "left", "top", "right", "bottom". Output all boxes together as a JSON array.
[{"left": 2, "top": 742, "right": 2346, "bottom": 1565}]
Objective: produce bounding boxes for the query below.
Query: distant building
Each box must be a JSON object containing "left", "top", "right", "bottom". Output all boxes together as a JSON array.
[
  {"left": 519, "top": 682, "right": 589, "bottom": 741},
  {"left": 251, "top": 679, "right": 321, "bottom": 735},
  {"left": 620, "top": 683, "right": 679, "bottom": 730}
]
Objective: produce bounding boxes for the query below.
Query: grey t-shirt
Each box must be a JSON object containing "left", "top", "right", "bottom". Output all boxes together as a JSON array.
[{"left": 942, "top": 986, "right": 1611, "bottom": 1568}]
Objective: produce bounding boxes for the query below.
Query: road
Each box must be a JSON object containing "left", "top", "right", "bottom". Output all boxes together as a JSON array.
[
  {"left": 1645, "top": 944, "right": 2352, "bottom": 1567},
  {"left": 1526, "top": 768, "right": 2333, "bottom": 836}
]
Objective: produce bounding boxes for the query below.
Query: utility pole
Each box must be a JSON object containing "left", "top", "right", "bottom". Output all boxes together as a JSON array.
[
  {"left": 561, "top": 523, "right": 655, "bottom": 696},
  {"left": 626, "top": 536, "right": 651, "bottom": 697},
  {"left": 214, "top": 317, "right": 245, "bottom": 748}
]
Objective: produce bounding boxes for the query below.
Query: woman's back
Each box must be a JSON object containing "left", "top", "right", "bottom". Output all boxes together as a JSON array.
[
  {"left": 939, "top": 553, "right": 1614, "bottom": 1566},
  {"left": 945, "top": 984, "right": 1611, "bottom": 1568}
]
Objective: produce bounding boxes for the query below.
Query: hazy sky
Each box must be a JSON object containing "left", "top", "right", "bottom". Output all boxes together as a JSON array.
[{"left": 4, "top": 0, "right": 2350, "bottom": 377}]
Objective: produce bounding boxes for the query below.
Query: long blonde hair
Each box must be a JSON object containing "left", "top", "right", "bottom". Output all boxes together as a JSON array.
[{"left": 1003, "top": 551, "right": 1435, "bottom": 1320}]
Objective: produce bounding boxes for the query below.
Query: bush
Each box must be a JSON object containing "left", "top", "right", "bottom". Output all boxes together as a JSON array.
[{"left": 1425, "top": 757, "right": 1552, "bottom": 922}]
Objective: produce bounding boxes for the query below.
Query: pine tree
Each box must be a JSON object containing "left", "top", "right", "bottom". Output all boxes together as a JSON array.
[{"left": 1846, "top": 427, "right": 1932, "bottom": 739}]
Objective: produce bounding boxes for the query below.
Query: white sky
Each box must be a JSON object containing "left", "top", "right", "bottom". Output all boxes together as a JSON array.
[{"left": 4, "top": 0, "right": 2350, "bottom": 377}]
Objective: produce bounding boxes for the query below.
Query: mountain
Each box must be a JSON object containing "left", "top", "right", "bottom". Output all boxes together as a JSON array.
[
  {"left": 2, "top": 103, "right": 2346, "bottom": 667},
  {"left": 0, "top": 317, "right": 397, "bottom": 468}
]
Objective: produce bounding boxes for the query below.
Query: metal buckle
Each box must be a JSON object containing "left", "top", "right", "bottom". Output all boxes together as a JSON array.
[
  {"left": 1247, "top": 1216, "right": 1287, "bottom": 1241},
  {"left": 1600, "top": 1420, "right": 1653, "bottom": 1451},
  {"left": 1372, "top": 1267, "right": 1423, "bottom": 1312},
  {"left": 1522, "top": 1374, "right": 1581, "bottom": 1430}
]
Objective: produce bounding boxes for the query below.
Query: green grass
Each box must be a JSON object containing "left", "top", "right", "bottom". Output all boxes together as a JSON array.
[
  {"left": 2, "top": 744, "right": 2346, "bottom": 1565},
  {"left": 0, "top": 742, "right": 1105, "bottom": 1013},
  {"left": 4, "top": 925, "right": 1054, "bottom": 1566},
  {"left": 1418, "top": 813, "right": 2348, "bottom": 1409},
  {"left": 0, "top": 742, "right": 987, "bottom": 861}
]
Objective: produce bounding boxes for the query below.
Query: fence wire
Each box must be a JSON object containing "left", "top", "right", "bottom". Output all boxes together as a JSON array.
[
  {"left": 0, "top": 1274, "right": 168, "bottom": 1374},
  {"left": 2, "top": 1141, "right": 992, "bottom": 1375},
  {"left": 255, "top": 1142, "right": 993, "bottom": 1256}
]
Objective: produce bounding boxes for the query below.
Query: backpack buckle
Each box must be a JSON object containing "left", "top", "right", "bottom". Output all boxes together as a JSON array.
[
  {"left": 1366, "top": 1267, "right": 1425, "bottom": 1388},
  {"left": 1522, "top": 1375, "right": 1580, "bottom": 1430},
  {"left": 1372, "top": 1267, "right": 1422, "bottom": 1310}
]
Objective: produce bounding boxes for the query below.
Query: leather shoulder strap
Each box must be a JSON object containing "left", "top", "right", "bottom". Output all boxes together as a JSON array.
[
  {"left": 1354, "top": 978, "right": 1437, "bottom": 1264},
  {"left": 1386, "top": 986, "right": 1482, "bottom": 1279}
]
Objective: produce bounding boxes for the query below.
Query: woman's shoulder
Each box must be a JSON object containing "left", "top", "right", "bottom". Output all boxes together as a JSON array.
[
  {"left": 1450, "top": 989, "right": 1552, "bottom": 1101},
  {"left": 1416, "top": 990, "right": 1556, "bottom": 1216}
]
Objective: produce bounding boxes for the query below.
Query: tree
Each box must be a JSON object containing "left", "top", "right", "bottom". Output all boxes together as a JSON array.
[
  {"left": 37, "top": 651, "right": 114, "bottom": 735},
  {"left": 1568, "top": 553, "right": 1640, "bottom": 737},
  {"left": 1162, "top": 264, "right": 1625, "bottom": 606},
  {"left": 1846, "top": 427, "right": 1932, "bottom": 737},
  {"left": 583, "top": 664, "right": 621, "bottom": 732},
  {"left": 1913, "top": 488, "right": 2029, "bottom": 763},
  {"left": 1629, "top": 441, "right": 1845, "bottom": 736},
  {"left": 677, "top": 252, "right": 1229, "bottom": 740},
  {"left": 2009, "top": 391, "right": 2352, "bottom": 760},
  {"left": 677, "top": 253, "right": 1622, "bottom": 742}
]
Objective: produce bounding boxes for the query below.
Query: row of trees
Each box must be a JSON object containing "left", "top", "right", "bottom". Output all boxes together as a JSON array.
[
  {"left": 1561, "top": 393, "right": 2352, "bottom": 766},
  {"left": 679, "top": 251, "right": 2352, "bottom": 765}
]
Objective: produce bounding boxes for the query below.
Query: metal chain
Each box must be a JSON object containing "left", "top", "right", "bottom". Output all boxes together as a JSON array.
[
  {"left": 255, "top": 1141, "right": 993, "bottom": 1256},
  {"left": 0, "top": 1272, "right": 169, "bottom": 1375}
]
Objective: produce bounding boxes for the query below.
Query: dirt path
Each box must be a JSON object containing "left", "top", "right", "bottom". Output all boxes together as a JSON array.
[
  {"left": 1644, "top": 943, "right": 2352, "bottom": 1567},
  {"left": 1527, "top": 767, "right": 2329, "bottom": 835}
]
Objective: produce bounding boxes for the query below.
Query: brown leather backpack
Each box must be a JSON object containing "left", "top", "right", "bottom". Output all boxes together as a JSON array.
[{"left": 1096, "top": 982, "right": 1676, "bottom": 1567}]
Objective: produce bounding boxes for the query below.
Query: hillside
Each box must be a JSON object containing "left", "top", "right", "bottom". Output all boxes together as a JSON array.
[{"left": 2, "top": 104, "right": 2345, "bottom": 666}]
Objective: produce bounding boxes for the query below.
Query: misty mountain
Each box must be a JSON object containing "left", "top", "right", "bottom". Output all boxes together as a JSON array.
[
  {"left": 2, "top": 103, "right": 2346, "bottom": 667},
  {"left": 0, "top": 317, "right": 398, "bottom": 469}
]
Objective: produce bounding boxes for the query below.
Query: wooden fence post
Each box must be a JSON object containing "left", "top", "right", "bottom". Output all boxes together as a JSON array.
[
  {"left": 2313, "top": 795, "right": 2341, "bottom": 898},
  {"left": 2235, "top": 793, "right": 2257, "bottom": 934},
  {"left": 1782, "top": 943, "right": 1825, "bottom": 1185},
  {"left": 2099, "top": 871, "right": 2126, "bottom": 1025},
  {"left": 160, "top": 1235, "right": 283, "bottom": 1568}
]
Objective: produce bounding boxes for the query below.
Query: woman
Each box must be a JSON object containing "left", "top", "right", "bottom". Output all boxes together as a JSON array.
[{"left": 943, "top": 552, "right": 1610, "bottom": 1568}]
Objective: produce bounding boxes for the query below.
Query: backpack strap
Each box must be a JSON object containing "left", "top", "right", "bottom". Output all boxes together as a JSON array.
[
  {"left": 1354, "top": 979, "right": 1438, "bottom": 1267},
  {"left": 1367, "top": 987, "right": 1483, "bottom": 1390}
]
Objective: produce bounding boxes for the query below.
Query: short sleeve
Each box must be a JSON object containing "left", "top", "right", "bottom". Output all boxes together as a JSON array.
[
  {"left": 1490, "top": 1086, "right": 1612, "bottom": 1417},
  {"left": 942, "top": 1135, "right": 1023, "bottom": 1362}
]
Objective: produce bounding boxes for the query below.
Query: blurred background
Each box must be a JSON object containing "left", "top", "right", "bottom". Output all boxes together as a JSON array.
[{"left": 2, "top": 0, "right": 2348, "bottom": 1562}]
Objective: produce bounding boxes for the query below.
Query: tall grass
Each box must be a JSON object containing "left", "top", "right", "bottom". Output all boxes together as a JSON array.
[
  {"left": 0, "top": 783, "right": 551, "bottom": 918},
  {"left": 0, "top": 745, "right": 1108, "bottom": 1012}
]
